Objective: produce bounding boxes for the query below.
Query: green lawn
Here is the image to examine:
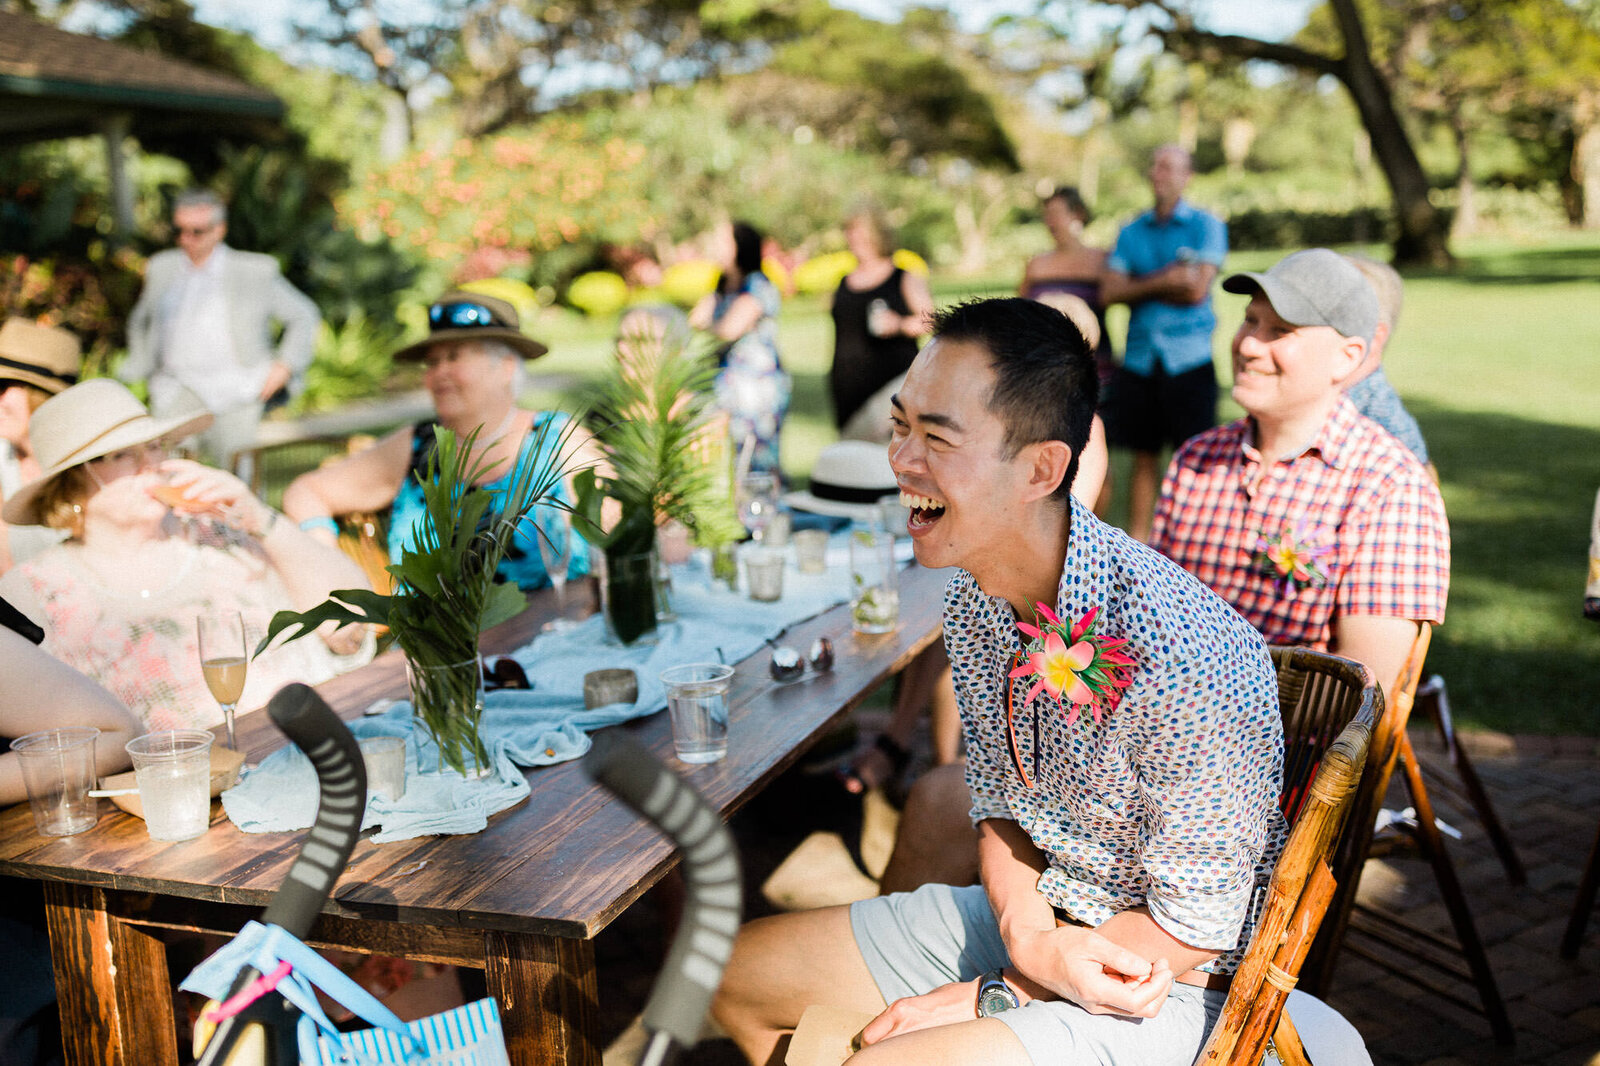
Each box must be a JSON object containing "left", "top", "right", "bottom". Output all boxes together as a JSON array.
[{"left": 511, "top": 235, "right": 1600, "bottom": 735}]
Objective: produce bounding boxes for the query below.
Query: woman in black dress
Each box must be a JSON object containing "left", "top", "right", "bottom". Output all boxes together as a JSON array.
[{"left": 827, "top": 206, "right": 934, "bottom": 437}]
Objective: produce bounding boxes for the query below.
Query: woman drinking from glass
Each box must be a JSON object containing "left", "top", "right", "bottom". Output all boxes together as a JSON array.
[{"left": 0, "top": 380, "right": 371, "bottom": 731}]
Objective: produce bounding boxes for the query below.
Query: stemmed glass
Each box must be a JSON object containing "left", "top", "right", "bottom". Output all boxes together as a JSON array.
[
  {"left": 737, "top": 472, "right": 780, "bottom": 543},
  {"left": 537, "top": 510, "right": 576, "bottom": 632},
  {"left": 197, "top": 611, "right": 248, "bottom": 751}
]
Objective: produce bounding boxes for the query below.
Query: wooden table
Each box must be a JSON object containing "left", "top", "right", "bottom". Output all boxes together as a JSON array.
[{"left": 0, "top": 562, "right": 949, "bottom": 1066}]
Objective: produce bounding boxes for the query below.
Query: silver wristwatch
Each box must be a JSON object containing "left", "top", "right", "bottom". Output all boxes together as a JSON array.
[{"left": 975, "top": 968, "right": 1020, "bottom": 1017}]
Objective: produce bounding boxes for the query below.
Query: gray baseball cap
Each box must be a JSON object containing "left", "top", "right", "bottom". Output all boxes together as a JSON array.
[{"left": 1222, "top": 248, "right": 1379, "bottom": 344}]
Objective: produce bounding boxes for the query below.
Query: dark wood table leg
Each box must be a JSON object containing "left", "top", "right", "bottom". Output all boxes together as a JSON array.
[
  {"left": 484, "top": 929, "right": 601, "bottom": 1066},
  {"left": 44, "top": 882, "right": 179, "bottom": 1066}
]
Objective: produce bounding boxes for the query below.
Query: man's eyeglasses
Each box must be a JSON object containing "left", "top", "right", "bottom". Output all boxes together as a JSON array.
[
  {"left": 175, "top": 225, "right": 218, "bottom": 237},
  {"left": 429, "top": 301, "right": 504, "bottom": 330}
]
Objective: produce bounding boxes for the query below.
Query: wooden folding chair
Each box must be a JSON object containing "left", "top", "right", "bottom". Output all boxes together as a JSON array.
[
  {"left": 1560, "top": 816, "right": 1600, "bottom": 959},
  {"left": 1298, "top": 624, "right": 1514, "bottom": 1045},
  {"left": 1195, "top": 647, "right": 1377, "bottom": 1066},
  {"left": 1407, "top": 675, "right": 1524, "bottom": 884}
]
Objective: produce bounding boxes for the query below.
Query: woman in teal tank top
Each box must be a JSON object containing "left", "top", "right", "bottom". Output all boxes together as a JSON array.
[{"left": 282, "top": 290, "right": 595, "bottom": 593}]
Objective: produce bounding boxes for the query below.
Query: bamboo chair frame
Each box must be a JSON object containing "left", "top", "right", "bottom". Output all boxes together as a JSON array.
[
  {"left": 1299, "top": 625, "right": 1514, "bottom": 1044},
  {"left": 1195, "top": 647, "right": 1377, "bottom": 1066}
]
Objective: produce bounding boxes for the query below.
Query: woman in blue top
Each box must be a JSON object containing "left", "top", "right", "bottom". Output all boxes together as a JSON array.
[
  {"left": 690, "top": 219, "right": 790, "bottom": 476},
  {"left": 282, "top": 290, "right": 594, "bottom": 592}
]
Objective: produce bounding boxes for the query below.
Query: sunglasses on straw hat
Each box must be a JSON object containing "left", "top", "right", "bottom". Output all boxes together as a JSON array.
[
  {"left": 392, "top": 291, "right": 549, "bottom": 362},
  {"left": 0, "top": 379, "right": 214, "bottom": 527}
]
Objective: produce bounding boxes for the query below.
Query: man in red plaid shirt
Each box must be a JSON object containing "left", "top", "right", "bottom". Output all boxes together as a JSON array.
[{"left": 1149, "top": 248, "right": 1449, "bottom": 691}]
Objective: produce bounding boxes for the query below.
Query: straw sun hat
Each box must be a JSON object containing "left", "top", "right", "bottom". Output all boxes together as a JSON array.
[
  {"left": 0, "top": 317, "right": 82, "bottom": 395},
  {"left": 1, "top": 379, "right": 214, "bottom": 526},
  {"left": 392, "top": 290, "right": 549, "bottom": 362}
]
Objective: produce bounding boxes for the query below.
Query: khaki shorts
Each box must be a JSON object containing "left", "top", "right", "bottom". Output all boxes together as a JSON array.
[{"left": 849, "top": 883, "right": 1224, "bottom": 1066}]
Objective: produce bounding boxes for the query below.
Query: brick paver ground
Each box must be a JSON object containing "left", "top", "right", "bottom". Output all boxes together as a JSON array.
[
  {"left": 1320, "top": 732, "right": 1600, "bottom": 1066},
  {"left": 592, "top": 725, "right": 1600, "bottom": 1065}
]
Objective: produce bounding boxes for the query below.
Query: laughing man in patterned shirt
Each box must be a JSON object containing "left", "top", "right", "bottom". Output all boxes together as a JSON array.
[
  {"left": 1149, "top": 249, "right": 1450, "bottom": 693},
  {"left": 714, "top": 298, "right": 1301, "bottom": 1066}
]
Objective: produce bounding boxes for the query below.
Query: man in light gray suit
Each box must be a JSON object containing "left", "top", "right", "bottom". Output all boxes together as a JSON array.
[{"left": 124, "top": 189, "right": 320, "bottom": 472}]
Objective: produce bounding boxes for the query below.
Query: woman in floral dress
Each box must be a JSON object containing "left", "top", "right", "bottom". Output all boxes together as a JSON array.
[
  {"left": 0, "top": 380, "right": 371, "bottom": 732},
  {"left": 691, "top": 219, "right": 790, "bottom": 476}
]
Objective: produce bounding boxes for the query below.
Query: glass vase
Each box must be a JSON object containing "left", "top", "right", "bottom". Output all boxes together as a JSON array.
[
  {"left": 405, "top": 656, "right": 489, "bottom": 776},
  {"left": 601, "top": 547, "right": 660, "bottom": 645}
]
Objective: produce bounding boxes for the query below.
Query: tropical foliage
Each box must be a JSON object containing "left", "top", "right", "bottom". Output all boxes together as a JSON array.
[
  {"left": 570, "top": 323, "right": 742, "bottom": 562},
  {"left": 339, "top": 121, "right": 655, "bottom": 293},
  {"left": 258, "top": 423, "right": 581, "bottom": 773}
]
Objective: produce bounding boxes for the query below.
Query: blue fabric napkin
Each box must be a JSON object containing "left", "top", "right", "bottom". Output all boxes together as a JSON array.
[{"left": 222, "top": 548, "right": 869, "bottom": 844}]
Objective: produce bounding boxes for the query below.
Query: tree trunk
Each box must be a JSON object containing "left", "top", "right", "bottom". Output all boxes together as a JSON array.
[
  {"left": 1329, "top": 0, "right": 1451, "bottom": 266},
  {"left": 952, "top": 198, "right": 987, "bottom": 275},
  {"left": 1573, "top": 90, "right": 1600, "bottom": 229},
  {"left": 1078, "top": 100, "right": 1110, "bottom": 204},
  {"left": 378, "top": 89, "right": 412, "bottom": 163},
  {"left": 1450, "top": 109, "right": 1476, "bottom": 238},
  {"left": 1222, "top": 116, "right": 1255, "bottom": 175},
  {"left": 1177, "top": 98, "right": 1199, "bottom": 154}
]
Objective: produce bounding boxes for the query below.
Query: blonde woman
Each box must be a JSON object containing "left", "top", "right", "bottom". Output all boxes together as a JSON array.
[{"left": 0, "top": 380, "right": 371, "bottom": 732}]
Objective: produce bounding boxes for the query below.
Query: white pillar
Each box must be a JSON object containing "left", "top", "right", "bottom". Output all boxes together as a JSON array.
[{"left": 101, "top": 112, "right": 134, "bottom": 237}]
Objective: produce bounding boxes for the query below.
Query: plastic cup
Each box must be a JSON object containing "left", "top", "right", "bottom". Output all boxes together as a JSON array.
[
  {"left": 850, "top": 528, "right": 899, "bottom": 634},
  {"left": 660, "top": 663, "right": 736, "bottom": 764},
  {"left": 125, "top": 730, "right": 214, "bottom": 842},
  {"left": 359, "top": 736, "right": 407, "bottom": 803},
  {"left": 763, "top": 511, "right": 792, "bottom": 549},
  {"left": 794, "top": 529, "right": 829, "bottom": 574},
  {"left": 10, "top": 727, "right": 100, "bottom": 836},
  {"left": 745, "top": 546, "right": 785, "bottom": 602},
  {"left": 877, "top": 493, "right": 911, "bottom": 537}
]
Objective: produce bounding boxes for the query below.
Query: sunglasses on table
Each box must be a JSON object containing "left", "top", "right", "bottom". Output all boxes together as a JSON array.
[{"left": 429, "top": 301, "right": 506, "bottom": 330}]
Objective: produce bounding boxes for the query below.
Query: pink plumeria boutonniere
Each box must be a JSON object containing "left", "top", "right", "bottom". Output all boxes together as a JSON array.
[
  {"left": 1009, "top": 603, "right": 1136, "bottom": 728},
  {"left": 1253, "top": 523, "right": 1332, "bottom": 597}
]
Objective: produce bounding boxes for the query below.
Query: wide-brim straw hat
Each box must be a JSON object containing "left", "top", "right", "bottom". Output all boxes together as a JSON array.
[
  {"left": 0, "top": 318, "right": 82, "bottom": 395},
  {"left": 1, "top": 379, "right": 214, "bottom": 526},
  {"left": 392, "top": 289, "right": 549, "bottom": 362},
  {"left": 782, "top": 439, "right": 899, "bottom": 521}
]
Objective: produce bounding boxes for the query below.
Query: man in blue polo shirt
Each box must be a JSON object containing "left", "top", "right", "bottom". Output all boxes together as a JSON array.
[{"left": 1100, "top": 145, "right": 1227, "bottom": 542}]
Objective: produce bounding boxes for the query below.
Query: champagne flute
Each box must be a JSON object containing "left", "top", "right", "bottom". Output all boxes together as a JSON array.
[
  {"left": 537, "top": 510, "right": 576, "bottom": 632},
  {"left": 737, "top": 472, "right": 780, "bottom": 543},
  {"left": 197, "top": 611, "right": 248, "bottom": 751}
]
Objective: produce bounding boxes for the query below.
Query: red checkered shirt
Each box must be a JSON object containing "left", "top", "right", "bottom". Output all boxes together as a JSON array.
[{"left": 1149, "top": 396, "right": 1449, "bottom": 650}]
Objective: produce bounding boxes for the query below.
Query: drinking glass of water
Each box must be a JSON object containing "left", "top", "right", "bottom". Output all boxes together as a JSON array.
[
  {"left": 737, "top": 472, "right": 780, "bottom": 543},
  {"left": 196, "top": 611, "right": 248, "bottom": 751}
]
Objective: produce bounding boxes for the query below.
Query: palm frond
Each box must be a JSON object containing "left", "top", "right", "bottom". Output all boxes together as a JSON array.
[{"left": 578, "top": 326, "right": 742, "bottom": 551}]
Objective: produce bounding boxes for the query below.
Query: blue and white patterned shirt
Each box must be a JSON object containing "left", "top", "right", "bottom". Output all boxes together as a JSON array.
[
  {"left": 1345, "top": 367, "right": 1429, "bottom": 465},
  {"left": 950, "top": 498, "right": 1287, "bottom": 974}
]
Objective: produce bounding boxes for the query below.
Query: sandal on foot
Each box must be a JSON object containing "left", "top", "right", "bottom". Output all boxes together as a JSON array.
[{"left": 836, "top": 734, "right": 911, "bottom": 795}]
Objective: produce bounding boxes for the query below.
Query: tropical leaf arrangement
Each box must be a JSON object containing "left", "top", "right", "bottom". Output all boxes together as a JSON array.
[
  {"left": 257, "top": 420, "right": 582, "bottom": 774},
  {"left": 570, "top": 318, "right": 742, "bottom": 641}
]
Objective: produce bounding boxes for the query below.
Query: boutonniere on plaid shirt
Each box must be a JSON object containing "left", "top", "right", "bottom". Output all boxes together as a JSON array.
[
  {"left": 1254, "top": 523, "right": 1332, "bottom": 595},
  {"left": 1010, "top": 604, "right": 1135, "bottom": 728}
]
